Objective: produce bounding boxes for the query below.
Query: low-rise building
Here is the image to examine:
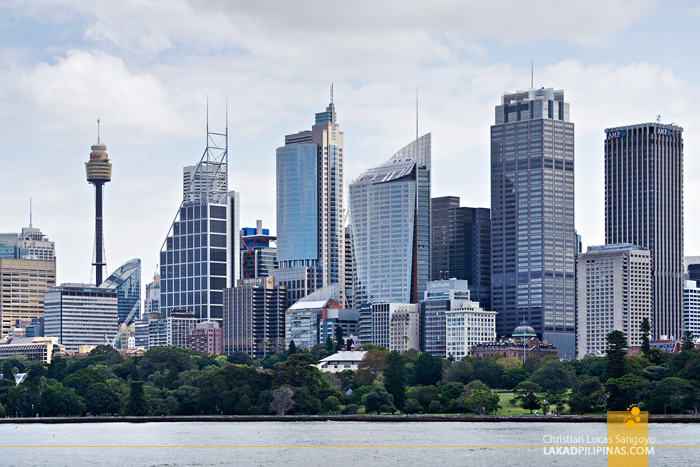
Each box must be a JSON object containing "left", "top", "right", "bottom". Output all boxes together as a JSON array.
[
  {"left": 0, "top": 336, "right": 66, "bottom": 363},
  {"left": 445, "top": 302, "right": 496, "bottom": 359},
  {"left": 316, "top": 350, "right": 367, "bottom": 373},
  {"left": 189, "top": 321, "right": 222, "bottom": 354},
  {"left": 474, "top": 336, "right": 558, "bottom": 360}
]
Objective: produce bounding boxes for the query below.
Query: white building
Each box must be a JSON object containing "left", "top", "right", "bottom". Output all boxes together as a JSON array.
[
  {"left": 144, "top": 274, "right": 160, "bottom": 317},
  {"left": 684, "top": 280, "right": 700, "bottom": 342},
  {"left": 316, "top": 350, "right": 367, "bottom": 373},
  {"left": 577, "top": 244, "right": 651, "bottom": 357},
  {"left": 445, "top": 303, "right": 496, "bottom": 359},
  {"left": 370, "top": 303, "right": 418, "bottom": 349},
  {"left": 389, "top": 305, "right": 420, "bottom": 352}
]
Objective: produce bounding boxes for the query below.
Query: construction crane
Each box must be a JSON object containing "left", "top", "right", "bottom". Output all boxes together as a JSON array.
[{"left": 110, "top": 299, "right": 141, "bottom": 348}]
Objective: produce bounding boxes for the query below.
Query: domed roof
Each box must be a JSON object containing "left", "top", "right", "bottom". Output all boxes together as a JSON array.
[{"left": 512, "top": 322, "right": 536, "bottom": 337}]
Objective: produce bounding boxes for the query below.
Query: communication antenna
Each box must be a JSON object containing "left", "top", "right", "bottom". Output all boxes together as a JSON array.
[
  {"left": 656, "top": 115, "right": 661, "bottom": 123},
  {"left": 416, "top": 86, "right": 418, "bottom": 142},
  {"left": 531, "top": 61, "right": 533, "bottom": 89},
  {"left": 97, "top": 118, "right": 101, "bottom": 144},
  {"left": 29, "top": 198, "right": 32, "bottom": 228},
  {"left": 330, "top": 83, "right": 334, "bottom": 104}
]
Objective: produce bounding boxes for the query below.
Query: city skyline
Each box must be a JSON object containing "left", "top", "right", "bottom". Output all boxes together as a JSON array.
[{"left": 2, "top": 2, "right": 700, "bottom": 292}]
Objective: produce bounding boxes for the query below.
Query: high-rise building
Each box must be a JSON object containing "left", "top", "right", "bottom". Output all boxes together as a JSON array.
[
  {"left": 100, "top": 258, "right": 141, "bottom": 323},
  {"left": 420, "top": 279, "right": 473, "bottom": 357},
  {"left": 349, "top": 134, "right": 431, "bottom": 305},
  {"left": 223, "top": 277, "right": 287, "bottom": 358},
  {"left": 275, "top": 89, "right": 344, "bottom": 305},
  {"left": 159, "top": 122, "right": 240, "bottom": 323},
  {"left": 431, "top": 197, "right": 491, "bottom": 310},
  {"left": 683, "top": 280, "right": 700, "bottom": 342},
  {"left": 490, "top": 87, "right": 575, "bottom": 358},
  {"left": 0, "top": 258, "right": 56, "bottom": 338},
  {"left": 445, "top": 302, "right": 496, "bottom": 359},
  {"left": 43, "top": 284, "right": 119, "bottom": 352},
  {"left": 577, "top": 244, "right": 651, "bottom": 357},
  {"left": 370, "top": 303, "right": 419, "bottom": 349},
  {"left": 344, "top": 230, "right": 354, "bottom": 309},
  {"left": 85, "top": 126, "right": 112, "bottom": 286},
  {"left": 240, "top": 221, "right": 277, "bottom": 279},
  {"left": 144, "top": 274, "right": 161, "bottom": 318},
  {"left": 283, "top": 284, "right": 346, "bottom": 351},
  {"left": 188, "top": 320, "right": 223, "bottom": 354},
  {"left": 0, "top": 226, "right": 56, "bottom": 261},
  {"left": 389, "top": 305, "right": 420, "bottom": 352},
  {"left": 605, "top": 123, "right": 684, "bottom": 339}
]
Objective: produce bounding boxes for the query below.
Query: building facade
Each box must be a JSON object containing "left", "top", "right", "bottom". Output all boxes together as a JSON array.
[
  {"left": 577, "top": 244, "right": 651, "bottom": 357},
  {"left": 389, "top": 305, "right": 420, "bottom": 352},
  {"left": 100, "top": 258, "right": 141, "bottom": 323},
  {"left": 431, "top": 197, "right": 491, "bottom": 310},
  {"left": 276, "top": 93, "right": 344, "bottom": 305},
  {"left": 0, "top": 258, "right": 56, "bottom": 338},
  {"left": 143, "top": 274, "right": 160, "bottom": 318},
  {"left": 43, "top": 284, "right": 119, "bottom": 352},
  {"left": 223, "top": 277, "right": 287, "bottom": 358},
  {"left": 490, "top": 87, "right": 575, "bottom": 358},
  {"left": 188, "top": 320, "right": 223, "bottom": 354},
  {"left": 349, "top": 134, "right": 431, "bottom": 305},
  {"left": 0, "top": 336, "right": 66, "bottom": 363},
  {"left": 420, "top": 279, "right": 473, "bottom": 357},
  {"left": 284, "top": 288, "right": 344, "bottom": 351},
  {"left": 166, "top": 309, "right": 198, "bottom": 348},
  {"left": 684, "top": 280, "right": 700, "bottom": 342},
  {"left": 240, "top": 221, "right": 277, "bottom": 280},
  {"left": 445, "top": 301, "right": 497, "bottom": 359},
  {"left": 605, "top": 123, "right": 684, "bottom": 340}
]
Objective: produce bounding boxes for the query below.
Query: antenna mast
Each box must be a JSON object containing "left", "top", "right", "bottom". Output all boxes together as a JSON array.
[
  {"left": 531, "top": 61, "right": 533, "bottom": 89},
  {"left": 416, "top": 87, "right": 418, "bottom": 142},
  {"left": 29, "top": 198, "right": 32, "bottom": 228}
]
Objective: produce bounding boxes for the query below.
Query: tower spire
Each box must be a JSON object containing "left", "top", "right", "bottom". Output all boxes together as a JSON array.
[
  {"left": 330, "top": 83, "right": 334, "bottom": 104},
  {"left": 416, "top": 86, "right": 418, "bottom": 142},
  {"left": 29, "top": 198, "right": 32, "bottom": 228},
  {"left": 531, "top": 61, "right": 533, "bottom": 89},
  {"left": 97, "top": 118, "right": 101, "bottom": 144}
]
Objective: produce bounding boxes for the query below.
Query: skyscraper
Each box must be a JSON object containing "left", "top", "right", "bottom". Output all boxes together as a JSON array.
[
  {"left": 349, "top": 133, "right": 431, "bottom": 305},
  {"left": 605, "top": 123, "right": 684, "bottom": 340},
  {"left": 490, "top": 88, "right": 576, "bottom": 357},
  {"left": 85, "top": 122, "right": 112, "bottom": 286},
  {"left": 273, "top": 89, "right": 344, "bottom": 305},
  {"left": 100, "top": 258, "right": 141, "bottom": 323},
  {"left": 159, "top": 120, "right": 240, "bottom": 323},
  {"left": 240, "top": 221, "right": 277, "bottom": 279}
]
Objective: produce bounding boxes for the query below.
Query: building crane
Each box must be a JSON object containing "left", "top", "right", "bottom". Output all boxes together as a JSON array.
[{"left": 110, "top": 299, "right": 141, "bottom": 348}]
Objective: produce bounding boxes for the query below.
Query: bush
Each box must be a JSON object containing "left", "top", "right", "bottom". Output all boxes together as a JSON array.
[
  {"left": 428, "top": 400, "right": 442, "bottom": 413},
  {"left": 341, "top": 404, "right": 358, "bottom": 415},
  {"left": 323, "top": 396, "right": 340, "bottom": 413},
  {"left": 403, "top": 398, "right": 423, "bottom": 414}
]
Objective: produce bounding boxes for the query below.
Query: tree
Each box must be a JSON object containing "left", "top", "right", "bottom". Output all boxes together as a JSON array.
[
  {"left": 606, "top": 374, "right": 649, "bottom": 408},
  {"left": 603, "top": 330, "right": 628, "bottom": 382},
  {"left": 383, "top": 351, "right": 406, "bottom": 411},
  {"left": 364, "top": 387, "right": 396, "bottom": 414},
  {"left": 2, "top": 361, "right": 14, "bottom": 382},
  {"left": 354, "top": 349, "right": 388, "bottom": 386},
  {"left": 440, "top": 382, "right": 465, "bottom": 401},
  {"left": 501, "top": 367, "right": 530, "bottom": 390},
  {"left": 514, "top": 381, "right": 541, "bottom": 395},
  {"left": 648, "top": 377, "right": 693, "bottom": 414},
  {"left": 323, "top": 395, "right": 340, "bottom": 412},
  {"left": 288, "top": 340, "right": 298, "bottom": 355},
  {"left": 411, "top": 353, "right": 443, "bottom": 386},
  {"left": 443, "top": 359, "right": 473, "bottom": 384},
  {"left": 459, "top": 389, "right": 500, "bottom": 415},
  {"left": 62, "top": 368, "right": 107, "bottom": 396},
  {"left": 472, "top": 358, "right": 503, "bottom": 389},
  {"left": 531, "top": 360, "right": 575, "bottom": 394},
  {"left": 355, "top": 344, "right": 388, "bottom": 351},
  {"left": 403, "top": 398, "right": 423, "bottom": 414},
  {"left": 640, "top": 318, "right": 651, "bottom": 355},
  {"left": 682, "top": 331, "right": 696, "bottom": 351},
  {"left": 325, "top": 335, "right": 335, "bottom": 353},
  {"left": 39, "top": 384, "right": 85, "bottom": 417},
  {"left": 274, "top": 354, "right": 328, "bottom": 396},
  {"left": 335, "top": 326, "right": 344, "bottom": 351},
  {"left": 519, "top": 392, "right": 541, "bottom": 414},
  {"left": 678, "top": 353, "right": 700, "bottom": 382},
  {"left": 406, "top": 385, "right": 438, "bottom": 408},
  {"left": 270, "top": 387, "right": 295, "bottom": 415},
  {"left": 126, "top": 381, "right": 149, "bottom": 416},
  {"left": 227, "top": 351, "right": 255, "bottom": 367},
  {"left": 83, "top": 383, "right": 121, "bottom": 415}
]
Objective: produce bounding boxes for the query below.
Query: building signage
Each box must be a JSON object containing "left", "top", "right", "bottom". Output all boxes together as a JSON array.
[
  {"left": 607, "top": 130, "right": 626, "bottom": 140},
  {"left": 656, "top": 128, "right": 672, "bottom": 136}
]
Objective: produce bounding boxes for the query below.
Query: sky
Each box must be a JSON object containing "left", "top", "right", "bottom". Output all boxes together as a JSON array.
[{"left": 1, "top": 0, "right": 699, "bottom": 291}]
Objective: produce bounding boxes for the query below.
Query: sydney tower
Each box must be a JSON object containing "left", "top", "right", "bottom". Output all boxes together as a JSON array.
[{"left": 85, "top": 120, "right": 112, "bottom": 285}]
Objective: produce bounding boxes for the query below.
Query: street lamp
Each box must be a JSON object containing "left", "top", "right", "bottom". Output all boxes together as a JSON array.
[{"left": 512, "top": 321, "right": 537, "bottom": 364}]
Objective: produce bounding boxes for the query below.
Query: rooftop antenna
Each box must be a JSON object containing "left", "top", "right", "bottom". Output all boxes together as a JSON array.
[
  {"left": 206, "top": 95, "right": 209, "bottom": 144},
  {"left": 29, "top": 198, "right": 32, "bottom": 228},
  {"left": 330, "top": 83, "right": 334, "bottom": 104},
  {"left": 416, "top": 86, "right": 418, "bottom": 142},
  {"left": 657, "top": 115, "right": 661, "bottom": 123},
  {"left": 531, "top": 61, "right": 534, "bottom": 89},
  {"left": 97, "top": 117, "right": 101, "bottom": 144}
]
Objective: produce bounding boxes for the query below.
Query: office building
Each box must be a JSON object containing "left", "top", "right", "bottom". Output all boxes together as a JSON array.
[
  {"left": 160, "top": 122, "right": 240, "bottom": 323},
  {"left": 420, "top": 279, "right": 473, "bottom": 357},
  {"left": 445, "top": 302, "right": 497, "bottom": 359},
  {"left": 148, "top": 318, "right": 168, "bottom": 349},
  {"left": 0, "top": 336, "right": 66, "bottom": 363},
  {"left": 684, "top": 280, "right": 700, "bottom": 341},
  {"left": 367, "top": 303, "right": 417, "bottom": 349},
  {"left": 576, "top": 244, "right": 651, "bottom": 357},
  {"left": 100, "top": 258, "right": 141, "bottom": 323},
  {"left": 431, "top": 197, "right": 491, "bottom": 310},
  {"left": 344, "top": 230, "right": 354, "bottom": 309},
  {"left": 43, "top": 284, "right": 119, "bottom": 352},
  {"left": 284, "top": 285, "right": 347, "bottom": 351},
  {"left": 605, "top": 123, "right": 684, "bottom": 340},
  {"left": 349, "top": 133, "right": 431, "bottom": 305},
  {"left": 7, "top": 318, "right": 44, "bottom": 338},
  {"left": 0, "top": 258, "right": 56, "bottom": 338},
  {"left": 490, "top": 87, "right": 575, "bottom": 358},
  {"left": 0, "top": 225, "right": 56, "bottom": 261},
  {"left": 143, "top": 274, "right": 160, "bottom": 318},
  {"left": 320, "top": 307, "right": 359, "bottom": 344},
  {"left": 223, "top": 277, "right": 287, "bottom": 358},
  {"left": 389, "top": 305, "right": 420, "bottom": 352},
  {"left": 166, "top": 309, "right": 198, "bottom": 348},
  {"left": 241, "top": 221, "right": 277, "bottom": 279},
  {"left": 188, "top": 321, "right": 223, "bottom": 354},
  {"left": 275, "top": 90, "right": 345, "bottom": 305}
]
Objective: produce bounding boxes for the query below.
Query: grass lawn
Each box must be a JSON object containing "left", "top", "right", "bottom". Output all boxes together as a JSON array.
[{"left": 495, "top": 392, "right": 571, "bottom": 416}]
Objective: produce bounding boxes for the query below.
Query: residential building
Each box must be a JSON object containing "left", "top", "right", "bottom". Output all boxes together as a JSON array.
[
  {"left": 684, "top": 280, "right": 700, "bottom": 342},
  {"left": 445, "top": 301, "right": 497, "bottom": 359},
  {"left": 420, "top": 279, "right": 473, "bottom": 357},
  {"left": 143, "top": 274, "right": 161, "bottom": 318},
  {"left": 284, "top": 285, "right": 343, "bottom": 351},
  {"left": 431, "top": 197, "right": 491, "bottom": 310},
  {"left": 344, "top": 230, "right": 354, "bottom": 309},
  {"left": 166, "top": 309, "right": 198, "bottom": 348},
  {"left": 223, "top": 277, "right": 287, "bottom": 358},
  {"left": 605, "top": 123, "right": 684, "bottom": 340},
  {"left": 490, "top": 87, "right": 576, "bottom": 358},
  {"left": 159, "top": 122, "right": 240, "bottom": 323},
  {"left": 316, "top": 350, "right": 367, "bottom": 373},
  {"left": 189, "top": 320, "right": 223, "bottom": 354},
  {"left": 0, "top": 336, "right": 66, "bottom": 363},
  {"left": 577, "top": 244, "right": 651, "bottom": 357},
  {"left": 368, "top": 303, "right": 416, "bottom": 349},
  {"left": 99, "top": 258, "right": 141, "bottom": 323},
  {"left": 389, "top": 305, "right": 420, "bottom": 352},
  {"left": 148, "top": 318, "right": 168, "bottom": 349},
  {"left": 276, "top": 90, "right": 345, "bottom": 305},
  {"left": 43, "top": 284, "right": 118, "bottom": 352},
  {"left": 240, "top": 221, "right": 277, "bottom": 279},
  {"left": 349, "top": 133, "right": 431, "bottom": 305}
]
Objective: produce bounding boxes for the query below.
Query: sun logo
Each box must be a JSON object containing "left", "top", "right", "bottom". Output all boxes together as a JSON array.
[{"left": 623, "top": 405, "right": 642, "bottom": 430}]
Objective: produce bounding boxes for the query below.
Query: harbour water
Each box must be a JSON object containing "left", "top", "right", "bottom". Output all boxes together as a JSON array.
[{"left": 0, "top": 421, "right": 697, "bottom": 466}]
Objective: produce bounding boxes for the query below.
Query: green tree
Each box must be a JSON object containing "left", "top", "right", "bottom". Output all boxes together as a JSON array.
[
  {"left": 364, "top": 387, "right": 396, "bottom": 414},
  {"left": 403, "top": 398, "right": 423, "bottom": 414},
  {"left": 440, "top": 382, "right": 464, "bottom": 400},
  {"left": 383, "top": 351, "right": 406, "bottom": 411},
  {"left": 39, "top": 384, "right": 85, "bottom": 416},
  {"left": 62, "top": 367, "right": 107, "bottom": 396},
  {"left": 640, "top": 318, "right": 651, "bottom": 355},
  {"left": 606, "top": 374, "right": 649, "bottom": 408},
  {"left": 354, "top": 349, "right": 388, "bottom": 386},
  {"left": 288, "top": 340, "right": 298, "bottom": 355},
  {"left": 323, "top": 395, "right": 340, "bottom": 412},
  {"left": 227, "top": 351, "right": 255, "bottom": 367},
  {"left": 411, "top": 353, "right": 443, "bottom": 386},
  {"left": 290, "top": 386, "right": 321, "bottom": 415},
  {"left": 355, "top": 344, "right": 388, "bottom": 351},
  {"left": 603, "top": 330, "right": 628, "bottom": 382},
  {"left": 514, "top": 381, "right": 541, "bottom": 395},
  {"left": 126, "top": 380, "right": 149, "bottom": 416},
  {"left": 472, "top": 358, "right": 503, "bottom": 389},
  {"left": 458, "top": 389, "right": 500, "bottom": 415},
  {"left": 83, "top": 382, "right": 121, "bottom": 415},
  {"left": 530, "top": 360, "right": 575, "bottom": 394},
  {"left": 2, "top": 361, "right": 14, "bottom": 382},
  {"left": 406, "top": 385, "right": 438, "bottom": 408},
  {"left": 335, "top": 325, "right": 344, "bottom": 351},
  {"left": 682, "top": 331, "right": 696, "bottom": 351},
  {"left": 678, "top": 353, "right": 700, "bottom": 382},
  {"left": 519, "top": 391, "right": 541, "bottom": 414},
  {"left": 325, "top": 335, "right": 335, "bottom": 353},
  {"left": 198, "top": 364, "right": 273, "bottom": 414},
  {"left": 443, "top": 359, "right": 473, "bottom": 384},
  {"left": 274, "top": 354, "right": 328, "bottom": 396},
  {"left": 648, "top": 377, "right": 693, "bottom": 414},
  {"left": 500, "top": 367, "right": 530, "bottom": 390}
]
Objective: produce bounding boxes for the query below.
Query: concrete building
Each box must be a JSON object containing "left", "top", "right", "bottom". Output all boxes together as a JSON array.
[
  {"left": 344, "top": 230, "right": 354, "bottom": 309},
  {"left": 43, "top": 284, "right": 118, "bottom": 352},
  {"left": 0, "top": 336, "right": 66, "bottom": 363},
  {"left": 474, "top": 337, "right": 558, "bottom": 360},
  {"left": 431, "top": 197, "right": 491, "bottom": 310},
  {"left": 367, "top": 303, "right": 417, "bottom": 349},
  {"left": 446, "top": 301, "right": 497, "bottom": 359},
  {"left": 577, "top": 244, "right": 651, "bottom": 357},
  {"left": 167, "top": 309, "right": 198, "bottom": 348},
  {"left": 605, "top": 123, "right": 684, "bottom": 340},
  {"left": 349, "top": 134, "right": 431, "bottom": 306},
  {"left": 490, "top": 87, "right": 576, "bottom": 358},
  {"left": 143, "top": 274, "right": 160, "bottom": 318},
  {"left": 320, "top": 308, "right": 359, "bottom": 345},
  {"left": 389, "top": 305, "right": 420, "bottom": 352},
  {"left": 316, "top": 350, "right": 367, "bottom": 373},
  {"left": 240, "top": 221, "right": 277, "bottom": 280},
  {"left": 420, "top": 279, "right": 473, "bottom": 357},
  {"left": 188, "top": 320, "right": 222, "bottom": 354},
  {"left": 7, "top": 318, "right": 44, "bottom": 338},
  {"left": 684, "top": 280, "right": 700, "bottom": 342},
  {"left": 0, "top": 225, "right": 56, "bottom": 261},
  {"left": 223, "top": 277, "right": 287, "bottom": 358},
  {"left": 148, "top": 318, "right": 168, "bottom": 349},
  {"left": 284, "top": 285, "right": 345, "bottom": 351},
  {"left": 159, "top": 122, "right": 240, "bottom": 324},
  {"left": 275, "top": 90, "right": 345, "bottom": 305}
]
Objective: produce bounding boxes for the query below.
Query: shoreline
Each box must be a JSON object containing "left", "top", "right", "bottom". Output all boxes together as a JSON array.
[{"left": 2, "top": 414, "right": 699, "bottom": 424}]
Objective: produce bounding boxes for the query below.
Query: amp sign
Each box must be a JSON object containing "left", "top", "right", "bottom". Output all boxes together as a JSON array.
[{"left": 607, "top": 130, "right": 626, "bottom": 140}]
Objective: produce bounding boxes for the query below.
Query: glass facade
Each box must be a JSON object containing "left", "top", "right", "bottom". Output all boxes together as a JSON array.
[
  {"left": 491, "top": 88, "right": 575, "bottom": 357},
  {"left": 100, "top": 258, "right": 141, "bottom": 323}
]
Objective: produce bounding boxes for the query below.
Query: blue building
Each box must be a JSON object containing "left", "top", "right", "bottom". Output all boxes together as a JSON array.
[{"left": 100, "top": 258, "right": 141, "bottom": 323}]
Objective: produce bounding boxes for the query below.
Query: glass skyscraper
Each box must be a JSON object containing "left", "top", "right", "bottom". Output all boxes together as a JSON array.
[
  {"left": 349, "top": 133, "right": 431, "bottom": 305},
  {"left": 490, "top": 88, "right": 575, "bottom": 358},
  {"left": 604, "top": 123, "right": 684, "bottom": 339},
  {"left": 273, "top": 92, "right": 344, "bottom": 305},
  {"left": 100, "top": 258, "right": 141, "bottom": 323}
]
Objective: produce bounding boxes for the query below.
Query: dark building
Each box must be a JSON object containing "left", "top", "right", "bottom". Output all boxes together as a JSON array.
[
  {"left": 605, "top": 123, "right": 684, "bottom": 339},
  {"left": 687, "top": 264, "right": 700, "bottom": 283},
  {"left": 490, "top": 87, "right": 576, "bottom": 358},
  {"left": 240, "top": 220, "right": 277, "bottom": 279},
  {"left": 431, "top": 197, "right": 491, "bottom": 310}
]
